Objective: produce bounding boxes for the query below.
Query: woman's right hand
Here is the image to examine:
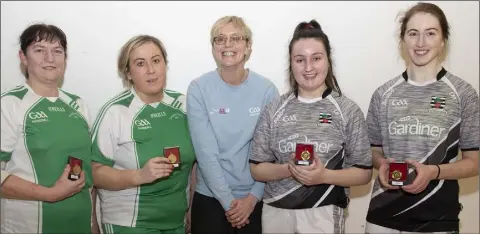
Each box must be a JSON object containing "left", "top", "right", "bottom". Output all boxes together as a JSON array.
[
  {"left": 136, "top": 157, "right": 174, "bottom": 185},
  {"left": 48, "top": 164, "right": 86, "bottom": 202}
]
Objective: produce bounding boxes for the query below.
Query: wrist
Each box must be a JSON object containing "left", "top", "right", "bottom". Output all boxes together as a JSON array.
[
  {"left": 281, "top": 163, "right": 291, "bottom": 178},
  {"left": 428, "top": 165, "right": 440, "bottom": 180},
  {"left": 132, "top": 169, "right": 143, "bottom": 186},
  {"left": 318, "top": 168, "right": 331, "bottom": 184},
  {"left": 43, "top": 186, "right": 58, "bottom": 202}
]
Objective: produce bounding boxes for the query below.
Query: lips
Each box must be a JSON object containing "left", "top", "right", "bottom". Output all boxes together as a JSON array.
[
  {"left": 414, "top": 50, "right": 429, "bottom": 56},
  {"left": 222, "top": 51, "right": 236, "bottom": 56},
  {"left": 146, "top": 78, "right": 158, "bottom": 83},
  {"left": 303, "top": 74, "right": 317, "bottom": 79},
  {"left": 43, "top": 66, "right": 56, "bottom": 70}
]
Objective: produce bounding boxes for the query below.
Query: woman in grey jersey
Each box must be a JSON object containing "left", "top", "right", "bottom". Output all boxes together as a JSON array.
[
  {"left": 0, "top": 23, "right": 98, "bottom": 233},
  {"left": 365, "top": 2, "right": 479, "bottom": 234},
  {"left": 249, "top": 20, "right": 373, "bottom": 234}
]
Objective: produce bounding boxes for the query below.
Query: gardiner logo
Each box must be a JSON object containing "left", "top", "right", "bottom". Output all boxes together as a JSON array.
[
  {"left": 278, "top": 135, "right": 333, "bottom": 154},
  {"left": 388, "top": 116, "right": 446, "bottom": 137}
]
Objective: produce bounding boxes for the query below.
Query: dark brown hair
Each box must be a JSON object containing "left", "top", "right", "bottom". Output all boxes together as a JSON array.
[
  {"left": 398, "top": 2, "right": 450, "bottom": 61},
  {"left": 288, "top": 19, "right": 341, "bottom": 96},
  {"left": 19, "top": 23, "right": 67, "bottom": 78}
]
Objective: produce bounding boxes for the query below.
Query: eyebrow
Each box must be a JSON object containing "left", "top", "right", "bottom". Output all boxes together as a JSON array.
[
  {"left": 133, "top": 55, "right": 162, "bottom": 63},
  {"left": 407, "top": 28, "right": 439, "bottom": 32},
  {"left": 293, "top": 52, "right": 324, "bottom": 57}
]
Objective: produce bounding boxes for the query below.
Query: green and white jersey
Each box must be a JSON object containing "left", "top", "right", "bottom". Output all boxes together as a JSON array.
[
  {"left": 91, "top": 88, "right": 195, "bottom": 230},
  {"left": 0, "top": 83, "right": 93, "bottom": 234}
]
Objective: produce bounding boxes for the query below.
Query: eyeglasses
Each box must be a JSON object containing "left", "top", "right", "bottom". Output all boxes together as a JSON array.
[{"left": 213, "top": 35, "right": 248, "bottom": 45}]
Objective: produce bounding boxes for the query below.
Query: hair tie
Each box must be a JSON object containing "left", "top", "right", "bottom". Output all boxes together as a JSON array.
[{"left": 304, "top": 23, "right": 314, "bottom": 29}]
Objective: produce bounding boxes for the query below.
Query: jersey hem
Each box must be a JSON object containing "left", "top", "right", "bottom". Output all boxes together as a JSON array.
[
  {"left": 365, "top": 217, "right": 459, "bottom": 233},
  {"left": 460, "top": 147, "right": 479, "bottom": 152},
  {"left": 249, "top": 159, "right": 275, "bottom": 164}
]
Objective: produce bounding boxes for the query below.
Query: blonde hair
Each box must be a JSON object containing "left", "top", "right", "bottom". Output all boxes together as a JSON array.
[
  {"left": 210, "top": 16, "right": 253, "bottom": 61},
  {"left": 117, "top": 35, "right": 168, "bottom": 88}
]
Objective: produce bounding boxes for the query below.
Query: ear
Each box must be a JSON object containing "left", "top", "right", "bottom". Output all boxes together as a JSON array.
[{"left": 19, "top": 50, "right": 28, "bottom": 66}]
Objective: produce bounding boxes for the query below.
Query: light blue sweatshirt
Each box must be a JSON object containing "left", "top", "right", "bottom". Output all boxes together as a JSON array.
[{"left": 186, "top": 69, "right": 279, "bottom": 211}]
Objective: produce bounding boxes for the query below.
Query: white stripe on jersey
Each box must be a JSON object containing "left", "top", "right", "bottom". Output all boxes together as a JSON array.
[
  {"left": 91, "top": 90, "right": 132, "bottom": 142},
  {"left": 393, "top": 139, "right": 459, "bottom": 217}
]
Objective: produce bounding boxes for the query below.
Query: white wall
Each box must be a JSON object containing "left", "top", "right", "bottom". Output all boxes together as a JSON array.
[{"left": 1, "top": 1, "right": 478, "bottom": 233}]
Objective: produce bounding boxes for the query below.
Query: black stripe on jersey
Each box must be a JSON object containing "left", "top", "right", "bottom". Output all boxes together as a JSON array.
[
  {"left": 353, "top": 164, "right": 373, "bottom": 169},
  {"left": 402, "top": 67, "right": 447, "bottom": 81},
  {"left": 267, "top": 148, "right": 349, "bottom": 209},
  {"left": 248, "top": 159, "right": 275, "bottom": 164},
  {"left": 371, "top": 144, "right": 382, "bottom": 147},
  {"left": 366, "top": 124, "right": 461, "bottom": 232},
  {"left": 460, "top": 147, "right": 479, "bottom": 151}
]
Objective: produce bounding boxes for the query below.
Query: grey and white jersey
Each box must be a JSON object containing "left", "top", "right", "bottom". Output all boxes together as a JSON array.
[
  {"left": 249, "top": 89, "right": 372, "bottom": 209},
  {"left": 366, "top": 68, "right": 479, "bottom": 232}
]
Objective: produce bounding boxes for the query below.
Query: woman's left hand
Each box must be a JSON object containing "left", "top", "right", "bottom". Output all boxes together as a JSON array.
[{"left": 289, "top": 156, "right": 327, "bottom": 186}]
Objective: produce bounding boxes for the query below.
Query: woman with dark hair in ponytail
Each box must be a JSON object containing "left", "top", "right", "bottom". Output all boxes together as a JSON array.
[{"left": 249, "top": 19, "right": 372, "bottom": 233}]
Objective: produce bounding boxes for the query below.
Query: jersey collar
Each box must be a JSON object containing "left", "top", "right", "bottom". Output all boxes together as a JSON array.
[{"left": 402, "top": 67, "right": 447, "bottom": 82}]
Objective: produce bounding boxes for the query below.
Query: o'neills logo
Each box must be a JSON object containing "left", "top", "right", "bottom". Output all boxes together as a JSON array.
[{"left": 388, "top": 116, "right": 446, "bottom": 137}]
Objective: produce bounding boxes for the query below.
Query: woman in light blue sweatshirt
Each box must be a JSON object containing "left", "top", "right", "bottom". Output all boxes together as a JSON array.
[{"left": 186, "top": 16, "right": 279, "bottom": 234}]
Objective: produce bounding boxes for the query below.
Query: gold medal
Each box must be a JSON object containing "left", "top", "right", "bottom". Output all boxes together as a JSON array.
[
  {"left": 301, "top": 149, "right": 311, "bottom": 161},
  {"left": 168, "top": 153, "right": 177, "bottom": 163},
  {"left": 391, "top": 170, "right": 402, "bottom": 180}
]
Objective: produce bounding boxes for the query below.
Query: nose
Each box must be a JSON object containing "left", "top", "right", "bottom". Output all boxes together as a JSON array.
[
  {"left": 416, "top": 33, "right": 426, "bottom": 47},
  {"left": 44, "top": 50, "right": 54, "bottom": 62},
  {"left": 224, "top": 38, "right": 233, "bottom": 48},
  {"left": 304, "top": 60, "right": 313, "bottom": 72},
  {"left": 146, "top": 62, "right": 155, "bottom": 74}
]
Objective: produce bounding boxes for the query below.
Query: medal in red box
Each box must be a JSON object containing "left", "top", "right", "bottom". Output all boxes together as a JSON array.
[{"left": 295, "top": 143, "right": 314, "bottom": 166}]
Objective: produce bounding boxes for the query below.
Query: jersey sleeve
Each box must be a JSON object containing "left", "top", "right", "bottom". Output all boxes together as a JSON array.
[
  {"left": 186, "top": 80, "right": 235, "bottom": 211},
  {"left": 76, "top": 98, "right": 92, "bottom": 129},
  {"left": 459, "top": 84, "right": 479, "bottom": 151},
  {"left": 91, "top": 106, "right": 119, "bottom": 167},
  {"left": 1, "top": 96, "right": 20, "bottom": 162},
  {"left": 366, "top": 89, "right": 383, "bottom": 147},
  {"left": 250, "top": 98, "right": 278, "bottom": 164},
  {"left": 344, "top": 101, "right": 373, "bottom": 169}
]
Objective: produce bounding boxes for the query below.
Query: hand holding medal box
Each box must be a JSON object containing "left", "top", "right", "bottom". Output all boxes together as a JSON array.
[
  {"left": 164, "top": 146, "right": 181, "bottom": 168},
  {"left": 68, "top": 156, "right": 83, "bottom": 181},
  {"left": 294, "top": 143, "right": 314, "bottom": 166},
  {"left": 388, "top": 162, "right": 408, "bottom": 186}
]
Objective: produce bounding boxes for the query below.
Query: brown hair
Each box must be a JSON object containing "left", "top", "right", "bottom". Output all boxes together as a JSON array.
[
  {"left": 19, "top": 23, "right": 67, "bottom": 78},
  {"left": 288, "top": 19, "right": 341, "bottom": 96},
  {"left": 398, "top": 2, "right": 450, "bottom": 62},
  {"left": 117, "top": 35, "right": 168, "bottom": 88}
]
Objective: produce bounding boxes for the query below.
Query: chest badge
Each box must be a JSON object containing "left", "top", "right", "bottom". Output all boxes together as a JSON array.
[
  {"left": 318, "top": 113, "right": 332, "bottom": 124},
  {"left": 430, "top": 96, "right": 446, "bottom": 109}
]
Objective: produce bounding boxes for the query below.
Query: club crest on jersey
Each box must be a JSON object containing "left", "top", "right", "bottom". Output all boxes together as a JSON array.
[
  {"left": 318, "top": 113, "right": 332, "bottom": 124},
  {"left": 430, "top": 96, "right": 446, "bottom": 109}
]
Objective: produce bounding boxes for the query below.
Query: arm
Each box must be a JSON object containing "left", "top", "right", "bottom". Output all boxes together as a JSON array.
[
  {"left": 328, "top": 102, "right": 373, "bottom": 186},
  {"left": 249, "top": 96, "right": 287, "bottom": 182},
  {"left": 429, "top": 151, "right": 478, "bottom": 180},
  {"left": 1, "top": 174, "right": 54, "bottom": 201},
  {"left": 90, "top": 107, "right": 145, "bottom": 191},
  {"left": 372, "top": 147, "right": 386, "bottom": 170},
  {"left": 0, "top": 96, "right": 51, "bottom": 201},
  {"left": 186, "top": 81, "right": 234, "bottom": 211},
  {"left": 92, "top": 163, "right": 143, "bottom": 191},
  {"left": 248, "top": 84, "right": 280, "bottom": 199},
  {"left": 432, "top": 87, "right": 479, "bottom": 180}
]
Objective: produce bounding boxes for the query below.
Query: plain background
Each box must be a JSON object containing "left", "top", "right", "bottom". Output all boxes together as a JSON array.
[{"left": 1, "top": 1, "right": 478, "bottom": 233}]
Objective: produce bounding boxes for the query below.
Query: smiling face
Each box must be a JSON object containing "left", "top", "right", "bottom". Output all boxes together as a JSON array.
[
  {"left": 127, "top": 41, "right": 166, "bottom": 96},
  {"left": 403, "top": 12, "right": 445, "bottom": 67},
  {"left": 19, "top": 39, "right": 66, "bottom": 85},
  {"left": 291, "top": 38, "right": 329, "bottom": 93},
  {"left": 212, "top": 23, "right": 251, "bottom": 69}
]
